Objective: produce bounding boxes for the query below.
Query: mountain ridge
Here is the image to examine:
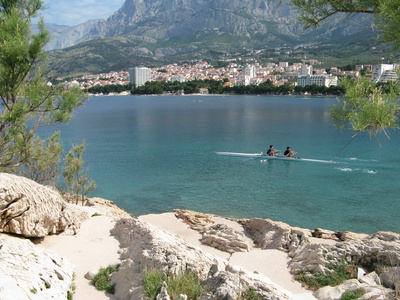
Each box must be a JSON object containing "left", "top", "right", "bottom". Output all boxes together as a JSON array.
[{"left": 43, "top": 0, "right": 379, "bottom": 77}]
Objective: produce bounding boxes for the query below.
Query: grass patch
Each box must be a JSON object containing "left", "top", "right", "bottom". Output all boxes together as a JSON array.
[
  {"left": 296, "top": 258, "right": 355, "bottom": 289},
  {"left": 142, "top": 269, "right": 205, "bottom": 300},
  {"left": 67, "top": 291, "right": 73, "bottom": 300},
  {"left": 340, "top": 288, "right": 366, "bottom": 300},
  {"left": 92, "top": 264, "right": 119, "bottom": 294},
  {"left": 242, "top": 288, "right": 266, "bottom": 299},
  {"left": 142, "top": 269, "right": 165, "bottom": 299}
]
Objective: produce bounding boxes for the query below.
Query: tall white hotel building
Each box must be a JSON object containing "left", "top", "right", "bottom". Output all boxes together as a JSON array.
[{"left": 129, "top": 67, "right": 151, "bottom": 86}]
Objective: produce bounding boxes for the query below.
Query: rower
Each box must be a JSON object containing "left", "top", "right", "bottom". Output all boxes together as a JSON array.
[
  {"left": 284, "top": 146, "right": 297, "bottom": 157},
  {"left": 266, "top": 145, "right": 280, "bottom": 156}
]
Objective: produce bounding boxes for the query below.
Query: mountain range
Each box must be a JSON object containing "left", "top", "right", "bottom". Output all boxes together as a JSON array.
[{"left": 42, "top": 0, "right": 379, "bottom": 78}]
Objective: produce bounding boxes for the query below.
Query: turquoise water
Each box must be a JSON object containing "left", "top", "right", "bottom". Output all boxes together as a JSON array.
[{"left": 44, "top": 95, "right": 400, "bottom": 234}]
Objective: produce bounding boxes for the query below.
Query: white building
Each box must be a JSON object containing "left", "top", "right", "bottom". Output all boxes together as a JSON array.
[
  {"left": 279, "top": 62, "right": 289, "bottom": 68},
  {"left": 297, "top": 74, "right": 338, "bottom": 87},
  {"left": 371, "top": 64, "right": 398, "bottom": 83},
  {"left": 244, "top": 64, "right": 256, "bottom": 79},
  {"left": 129, "top": 67, "right": 151, "bottom": 86},
  {"left": 300, "top": 64, "right": 313, "bottom": 76}
]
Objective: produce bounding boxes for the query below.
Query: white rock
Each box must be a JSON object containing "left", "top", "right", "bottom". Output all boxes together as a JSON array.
[
  {"left": 201, "top": 223, "right": 252, "bottom": 253},
  {"left": 0, "top": 173, "right": 90, "bottom": 237},
  {"left": 313, "top": 279, "right": 360, "bottom": 300},
  {"left": 0, "top": 233, "right": 74, "bottom": 300},
  {"left": 84, "top": 270, "right": 97, "bottom": 280},
  {"left": 359, "top": 271, "right": 380, "bottom": 286},
  {"left": 111, "top": 218, "right": 295, "bottom": 300},
  {"left": 156, "top": 282, "right": 170, "bottom": 300}
]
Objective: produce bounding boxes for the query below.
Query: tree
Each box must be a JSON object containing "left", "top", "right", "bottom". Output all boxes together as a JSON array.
[
  {"left": 0, "top": 0, "right": 87, "bottom": 185},
  {"left": 62, "top": 143, "right": 96, "bottom": 205},
  {"left": 286, "top": 0, "right": 400, "bottom": 141}
]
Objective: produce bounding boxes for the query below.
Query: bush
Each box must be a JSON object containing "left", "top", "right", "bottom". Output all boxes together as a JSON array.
[
  {"left": 92, "top": 264, "right": 119, "bottom": 294},
  {"left": 142, "top": 270, "right": 165, "bottom": 299},
  {"left": 296, "top": 258, "right": 355, "bottom": 289},
  {"left": 167, "top": 271, "right": 204, "bottom": 299},
  {"left": 242, "top": 288, "right": 266, "bottom": 299},
  {"left": 142, "top": 269, "right": 205, "bottom": 299},
  {"left": 340, "top": 288, "right": 366, "bottom": 300}
]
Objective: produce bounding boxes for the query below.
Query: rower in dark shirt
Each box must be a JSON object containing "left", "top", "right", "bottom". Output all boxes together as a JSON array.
[
  {"left": 284, "top": 146, "right": 297, "bottom": 157},
  {"left": 266, "top": 145, "right": 280, "bottom": 156}
]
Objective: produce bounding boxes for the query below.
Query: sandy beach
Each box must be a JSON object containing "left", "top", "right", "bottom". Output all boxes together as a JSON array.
[
  {"left": 38, "top": 216, "right": 120, "bottom": 300},
  {"left": 38, "top": 211, "right": 317, "bottom": 300}
]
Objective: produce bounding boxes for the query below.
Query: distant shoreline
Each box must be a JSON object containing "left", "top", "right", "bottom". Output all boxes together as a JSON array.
[{"left": 89, "top": 92, "right": 340, "bottom": 98}]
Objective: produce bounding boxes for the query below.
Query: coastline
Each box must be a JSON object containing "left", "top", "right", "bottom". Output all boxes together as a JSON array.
[
  {"left": 1, "top": 176, "right": 398, "bottom": 300},
  {"left": 89, "top": 91, "right": 340, "bottom": 98},
  {"left": 37, "top": 198, "right": 399, "bottom": 300}
]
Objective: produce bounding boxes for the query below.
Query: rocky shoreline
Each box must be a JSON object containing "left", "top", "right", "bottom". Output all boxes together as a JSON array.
[{"left": 0, "top": 172, "right": 399, "bottom": 299}]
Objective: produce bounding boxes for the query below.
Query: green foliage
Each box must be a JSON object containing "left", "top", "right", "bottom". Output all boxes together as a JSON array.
[
  {"left": 142, "top": 270, "right": 164, "bottom": 300},
  {"left": 142, "top": 269, "right": 205, "bottom": 300},
  {"left": 296, "top": 258, "right": 355, "bottom": 289},
  {"left": 288, "top": 0, "right": 400, "bottom": 140},
  {"left": 0, "top": 0, "right": 87, "bottom": 184},
  {"left": 88, "top": 84, "right": 132, "bottom": 94},
  {"left": 130, "top": 79, "right": 226, "bottom": 95},
  {"left": 331, "top": 77, "right": 400, "bottom": 138},
  {"left": 67, "top": 291, "right": 73, "bottom": 300},
  {"left": 166, "top": 271, "right": 205, "bottom": 299},
  {"left": 62, "top": 143, "right": 96, "bottom": 204},
  {"left": 16, "top": 132, "right": 63, "bottom": 186},
  {"left": 130, "top": 79, "right": 347, "bottom": 96},
  {"left": 242, "top": 288, "right": 265, "bottom": 299},
  {"left": 340, "top": 288, "right": 366, "bottom": 300},
  {"left": 288, "top": 0, "right": 400, "bottom": 48},
  {"left": 92, "top": 264, "right": 119, "bottom": 294}
]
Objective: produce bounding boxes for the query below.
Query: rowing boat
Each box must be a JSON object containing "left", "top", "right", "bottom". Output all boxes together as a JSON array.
[{"left": 215, "top": 152, "right": 334, "bottom": 163}]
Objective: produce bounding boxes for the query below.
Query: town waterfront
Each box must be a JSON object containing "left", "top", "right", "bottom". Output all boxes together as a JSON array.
[{"left": 45, "top": 95, "right": 400, "bottom": 234}]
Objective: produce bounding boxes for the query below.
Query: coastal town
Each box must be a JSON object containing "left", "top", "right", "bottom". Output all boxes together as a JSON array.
[{"left": 62, "top": 59, "right": 400, "bottom": 92}]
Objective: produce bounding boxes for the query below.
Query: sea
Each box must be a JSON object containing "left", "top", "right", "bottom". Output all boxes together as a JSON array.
[{"left": 41, "top": 95, "right": 400, "bottom": 234}]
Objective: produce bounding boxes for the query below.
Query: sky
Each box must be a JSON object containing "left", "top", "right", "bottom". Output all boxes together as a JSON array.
[{"left": 41, "top": 0, "right": 125, "bottom": 26}]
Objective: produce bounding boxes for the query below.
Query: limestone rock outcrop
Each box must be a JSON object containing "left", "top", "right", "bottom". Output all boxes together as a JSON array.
[
  {"left": 0, "top": 233, "right": 74, "bottom": 300},
  {"left": 313, "top": 273, "right": 393, "bottom": 300},
  {"left": 0, "top": 173, "right": 90, "bottom": 237},
  {"left": 240, "top": 218, "right": 311, "bottom": 251},
  {"left": 289, "top": 231, "right": 400, "bottom": 276},
  {"left": 85, "top": 197, "right": 133, "bottom": 219},
  {"left": 173, "top": 209, "right": 215, "bottom": 232},
  {"left": 110, "top": 218, "right": 295, "bottom": 300},
  {"left": 201, "top": 223, "right": 252, "bottom": 253}
]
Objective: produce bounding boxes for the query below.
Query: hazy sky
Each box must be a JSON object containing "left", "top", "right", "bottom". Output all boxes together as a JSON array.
[{"left": 42, "top": 0, "right": 125, "bottom": 26}]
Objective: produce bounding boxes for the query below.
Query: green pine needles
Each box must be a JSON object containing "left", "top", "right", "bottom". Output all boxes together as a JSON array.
[
  {"left": 62, "top": 143, "right": 96, "bottom": 205},
  {"left": 0, "top": 0, "right": 88, "bottom": 187}
]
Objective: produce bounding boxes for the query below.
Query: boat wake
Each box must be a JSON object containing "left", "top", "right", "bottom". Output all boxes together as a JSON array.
[{"left": 336, "top": 167, "right": 377, "bottom": 174}]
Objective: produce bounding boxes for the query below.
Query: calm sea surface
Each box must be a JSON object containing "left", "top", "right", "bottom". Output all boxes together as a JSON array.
[{"left": 42, "top": 95, "right": 400, "bottom": 234}]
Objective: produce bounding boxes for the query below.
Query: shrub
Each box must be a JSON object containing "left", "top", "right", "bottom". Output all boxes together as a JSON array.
[
  {"left": 142, "top": 270, "right": 165, "bottom": 299},
  {"left": 142, "top": 269, "right": 205, "bottom": 299},
  {"left": 92, "top": 264, "right": 119, "bottom": 294},
  {"left": 167, "top": 271, "right": 204, "bottom": 299},
  {"left": 296, "top": 258, "right": 355, "bottom": 289},
  {"left": 340, "top": 288, "right": 366, "bottom": 300},
  {"left": 242, "top": 288, "right": 266, "bottom": 299}
]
